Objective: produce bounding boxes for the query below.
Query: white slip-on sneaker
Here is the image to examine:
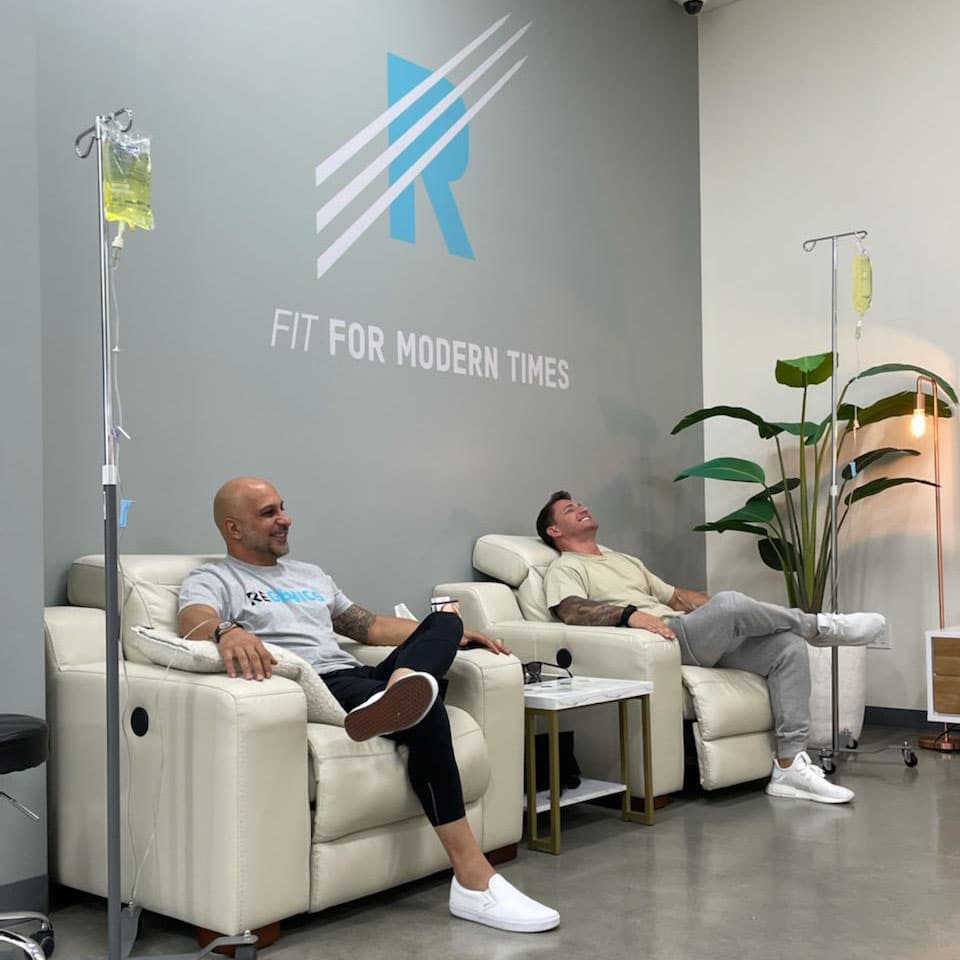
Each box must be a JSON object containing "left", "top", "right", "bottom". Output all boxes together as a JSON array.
[
  {"left": 449, "top": 875, "right": 560, "bottom": 933},
  {"left": 766, "top": 751, "right": 854, "bottom": 804},
  {"left": 344, "top": 672, "right": 438, "bottom": 741},
  {"left": 812, "top": 612, "right": 886, "bottom": 647}
]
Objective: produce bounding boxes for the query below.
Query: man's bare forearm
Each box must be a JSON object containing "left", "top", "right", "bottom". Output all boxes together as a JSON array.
[
  {"left": 553, "top": 596, "right": 626, "bottom": 627},
  {"left": 332, "top": 605, "right": 417, "bottom": 646},
  {"left": 332, "top": 604, "right": 377, "bottom": 643}
]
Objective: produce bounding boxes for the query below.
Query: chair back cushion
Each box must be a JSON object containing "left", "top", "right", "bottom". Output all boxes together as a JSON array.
[
  {"left": 472, "top": 535, "right": 558, "bottom": 622},
  {"left": 69, "top": 554, "right": 222, "bottom": 662}
]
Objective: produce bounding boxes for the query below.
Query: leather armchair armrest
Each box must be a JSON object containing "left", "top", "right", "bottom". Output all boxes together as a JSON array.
[{"left": 432, "top": 581, "right": 522, "bottom": 631}]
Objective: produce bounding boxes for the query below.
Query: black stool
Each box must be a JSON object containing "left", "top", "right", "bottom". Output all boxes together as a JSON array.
[{"left": 1, "top": 715, "right": 54, "bottom": 959}]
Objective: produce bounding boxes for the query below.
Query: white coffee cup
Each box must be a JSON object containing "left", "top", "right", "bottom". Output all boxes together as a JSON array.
[{"left": 430, "top": 596, "right": 457, "bottom": 614}]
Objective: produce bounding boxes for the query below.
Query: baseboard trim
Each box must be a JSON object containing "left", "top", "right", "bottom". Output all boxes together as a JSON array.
[
  {"left": 0, "top": 874, "right": 48, "bottom": 914},
  {"left": 864, "top": 706, "right": 945, "bottom": 731}
]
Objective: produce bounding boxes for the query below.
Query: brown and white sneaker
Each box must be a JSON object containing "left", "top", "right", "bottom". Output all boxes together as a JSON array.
[{"left": 344, "top": 672, "right": 439, "bottom": 741}]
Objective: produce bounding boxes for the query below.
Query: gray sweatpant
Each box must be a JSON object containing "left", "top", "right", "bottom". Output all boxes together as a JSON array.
[{"left": 671, "top": 591, "right": 818, "bottom": 758}]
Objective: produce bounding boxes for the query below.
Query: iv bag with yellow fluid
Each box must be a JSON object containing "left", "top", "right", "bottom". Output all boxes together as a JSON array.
[
  {"left": 851, "top": 247, "right": 872, "bottom": 315},
  {"left": 102, "top": 131, "right": 155, "bottom": 231}
]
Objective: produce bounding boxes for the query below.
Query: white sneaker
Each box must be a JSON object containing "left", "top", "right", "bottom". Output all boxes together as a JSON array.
[
  {"left": 344, "top": 672, "right": 438, "bottom": 741},
  {"left": 449, "top": 875, "right": 560, "bottom": 933},
  {"left": 812, "top": 612, "right": 885, "bottom": 647},
  {"left": 766, "top": 751, "right": 854, "bottom": 804}
]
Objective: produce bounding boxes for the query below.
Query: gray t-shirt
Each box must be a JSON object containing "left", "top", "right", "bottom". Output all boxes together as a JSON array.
[{"left": 178, "top": 556, "right": 361, "bottom": 675}]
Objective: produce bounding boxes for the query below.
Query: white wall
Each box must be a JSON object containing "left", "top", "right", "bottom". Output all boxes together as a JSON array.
[{"left": 699, "top": 0, "right": 960, "bottom": 709}]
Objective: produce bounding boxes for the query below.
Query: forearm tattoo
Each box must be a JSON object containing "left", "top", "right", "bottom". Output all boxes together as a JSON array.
[
  {"left": 332, "top": 604, "right": 377, "bottom": 643},
  {"left": 554, "top": 596, "right": 626, "bottom": 627}
]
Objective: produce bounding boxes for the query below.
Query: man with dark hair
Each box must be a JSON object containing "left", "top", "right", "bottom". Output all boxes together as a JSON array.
[
  {"left": 536, "top": 489, "right": 572, "bottom": 550},
  {"left": 535, "top": 491, "right": 887, "bottom": 805},
  {"left": 176, "top": 477, "right": 560, "bottom": 933}
]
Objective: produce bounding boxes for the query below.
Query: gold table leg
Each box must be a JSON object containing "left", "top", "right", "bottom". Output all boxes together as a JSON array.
[
  {"left": 524, "top": 708, "right": 539, "bottom": 849},
  {"left": 525, "top": 708, "right": 562, "bottom": 854},
  {"left": 619, "top": 696, "right": 655, "bottom": 825}
]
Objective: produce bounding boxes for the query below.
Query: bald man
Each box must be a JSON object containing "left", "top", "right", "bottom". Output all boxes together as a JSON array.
[{"left": 177, "top": 477, "right": 559, "bottom": 934}]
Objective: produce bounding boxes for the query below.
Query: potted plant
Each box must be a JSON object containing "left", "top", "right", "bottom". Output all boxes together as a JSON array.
[{"left": 672, "top": 354, "right": 956, "bottom": 613}]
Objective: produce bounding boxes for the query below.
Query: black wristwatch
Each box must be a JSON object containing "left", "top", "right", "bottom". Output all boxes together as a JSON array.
[
  {"left": 214, "top": 620, "right": 239, "bottom": 643},
  {"left": 619, "top": 605, "right": 638, "bottom": 627}
]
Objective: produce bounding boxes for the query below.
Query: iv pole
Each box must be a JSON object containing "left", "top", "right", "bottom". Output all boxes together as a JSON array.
[
  {"left": 74, "top": 108, "right": 130, "bottom": 960},
  {"left": 73, "top": 111, "right": 257, "bottom": 960},
  {"left": 802, "top": 230, "right": 918, "bottom": 772}
]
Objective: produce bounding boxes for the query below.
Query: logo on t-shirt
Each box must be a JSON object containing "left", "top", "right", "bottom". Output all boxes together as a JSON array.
[{"left": 246, "top": 588, "right": 327, "bottom": 605}]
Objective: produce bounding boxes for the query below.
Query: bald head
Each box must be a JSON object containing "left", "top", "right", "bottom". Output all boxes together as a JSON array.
[{"left": 213, "top": 477, "right": 291, "bottom": 565}]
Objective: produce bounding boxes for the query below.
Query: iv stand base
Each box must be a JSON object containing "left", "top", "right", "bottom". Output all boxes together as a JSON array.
[{"left": 816, "top": 736, "right": 918, "bottom": 773}]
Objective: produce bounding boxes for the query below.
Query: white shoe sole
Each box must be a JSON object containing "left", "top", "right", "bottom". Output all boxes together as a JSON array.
[
  {"left": 449, "top": 903, "right": 560, "bottom": 933},
  {"left": 766, "top": 783, "right": 852, "bottom": 804}
]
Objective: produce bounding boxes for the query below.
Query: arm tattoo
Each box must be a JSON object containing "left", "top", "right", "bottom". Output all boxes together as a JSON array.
[
  {"left": 554, "top": 596, "right": 626, "bottom": 627},
  {"left": 332, "top": 604, "right": 377, "bottom": 643}
]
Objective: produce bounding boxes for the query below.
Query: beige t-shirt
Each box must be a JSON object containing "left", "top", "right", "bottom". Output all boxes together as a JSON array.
[{"left": 544, "top": 549, "right": 676, "bottom": 619}]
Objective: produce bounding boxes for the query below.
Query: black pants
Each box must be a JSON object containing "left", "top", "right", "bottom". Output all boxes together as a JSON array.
[{"left": 322, "top": 612, "right": 465, "bottom": 827}]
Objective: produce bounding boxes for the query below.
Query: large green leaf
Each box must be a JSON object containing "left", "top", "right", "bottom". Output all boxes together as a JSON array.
[
  {"left": 671, "top": 406, "right": 783, "bottom": 439},
  {"left": 751, "top": 477, "right": 800, "bottom": 499},
  {"left": 775, "top": 353, "right": 833, "bottom": 388},
  {"left": 807, "top": 418, "right": 831, "bottom": 446},
  {"left": 675, "top": 458, "right": 767, "bottom": 484},
  {"left": 841, "top": 447, "right": 919, "bottom": 481},
  {"left": 717, "top": 499, "right": 775, "bottom": 525},
  {"left": 771, "top": 421, "right": 820, "bottom": 441},
  {"left": 694, "top": 520, "right": 769, "bottom": 535},
  {"left": 837, "top": 391, "right": 953, "bottom": 428},
  {"left": 847, "top": 364, "right": 958, "bottom": 405},
  {"left": 758, "top": 537, "right": 801, "bottom": 572},
  {"left": 843, "top": 476, "right": 938, "bottom": 506}
]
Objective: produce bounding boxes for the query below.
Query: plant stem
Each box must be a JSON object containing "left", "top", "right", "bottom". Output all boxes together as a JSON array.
[
  {"left": 774, "top": 436, "right": 803, "bottom": 551},
  {"left": 799, "top": 385, "right": 811, "bottom": 593}
]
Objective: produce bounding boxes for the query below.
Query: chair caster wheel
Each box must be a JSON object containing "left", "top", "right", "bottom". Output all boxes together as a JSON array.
[
  {"left": 822, "top": 758, "right": 836, "bottom": 775},
  {"left": 903, "top": 750, "right": 918, "bottom": 768},
  {"left": 846, "top": 737, "right": 858, "bottom": 750},
  {"left": 32, "top": 930, "right": 55, "bottom": 958}
]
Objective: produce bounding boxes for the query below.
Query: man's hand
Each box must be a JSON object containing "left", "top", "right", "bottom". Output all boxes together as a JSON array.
[
  {"left": 218, "top": 627, "right": 278, "bottom": 681},
  {"left": 670, "top": 587, "right": 710, "bottom": 613},
  {"left": 460, "top": 629, "right": 511, "bottom": 655},
  {"left": 627, "top": 610, "right": 676, "bottom": 640}
]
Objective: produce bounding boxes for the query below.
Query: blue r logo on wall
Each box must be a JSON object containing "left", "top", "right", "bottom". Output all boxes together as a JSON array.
[
  {"left": 313, "top": 16, "right": 529, "bottom": 280},
  {"left": 387, "top": 54, "right": 474, "bottom": 259}
]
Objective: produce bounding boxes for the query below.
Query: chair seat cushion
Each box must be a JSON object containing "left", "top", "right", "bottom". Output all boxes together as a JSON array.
[
  {"left": 307, "top": 706, "right": 490, "bottom": 841},
  {"left": 0, "top": 715, "right": 47, "bottom": 774},
  {"left": 681, "top": 666, "right": 773, "bottom": 741}
]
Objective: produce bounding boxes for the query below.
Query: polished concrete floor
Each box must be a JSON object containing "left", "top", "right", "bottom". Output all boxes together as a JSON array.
[{"left": 42, "top": 726, "right": 960, "bottom": 960}]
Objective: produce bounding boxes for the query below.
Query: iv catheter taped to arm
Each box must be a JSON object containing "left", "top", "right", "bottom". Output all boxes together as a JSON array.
[{"left": 103, "top": 130, "right": 155, "bottom": 231}]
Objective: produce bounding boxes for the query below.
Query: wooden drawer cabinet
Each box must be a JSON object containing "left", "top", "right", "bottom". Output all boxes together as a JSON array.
[{"left": 927, "top": 630, "right": 960, "bottom": 721}]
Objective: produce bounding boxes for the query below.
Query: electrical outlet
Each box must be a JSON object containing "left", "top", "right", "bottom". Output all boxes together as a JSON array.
[{"left": 868, "top": 622, "right": 892, "bottom": 649}]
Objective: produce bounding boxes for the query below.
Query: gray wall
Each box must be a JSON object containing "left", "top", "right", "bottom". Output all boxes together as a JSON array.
[
  {"left": 0, "top": 0, "right": 47, "bottom": 913},
  {"left": 39, "top": 0, "right": 705, "bottom": 610}
]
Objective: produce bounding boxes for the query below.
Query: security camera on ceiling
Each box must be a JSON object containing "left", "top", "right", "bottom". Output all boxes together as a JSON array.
[{"left": 674, "top": 0, "right": 705, "bottom": 14}]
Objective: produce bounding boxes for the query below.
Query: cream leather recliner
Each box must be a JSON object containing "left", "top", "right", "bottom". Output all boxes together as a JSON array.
[
  {"left": 44, "top": 555, "right": 523, "bottom": 941},
  {"left": 435, "top": 536, "right": 783, "bottom": 796}
]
